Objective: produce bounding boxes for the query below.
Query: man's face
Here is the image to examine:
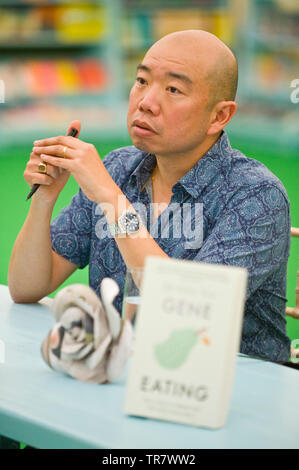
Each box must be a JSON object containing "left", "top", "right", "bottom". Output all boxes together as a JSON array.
[{"left": 127, "top": 40, "right": 213, "bottom": 158}]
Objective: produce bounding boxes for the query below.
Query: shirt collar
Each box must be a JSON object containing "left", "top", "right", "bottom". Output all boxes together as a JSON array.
[
  {"left": 129, "top": 131, "right": 232, "bottom": 198},
  {"left": 129, "top": 152, "right": 156, "bottom": 189},
  {"left": 176, "top": 130, "right": 232, "bottom": 198}
]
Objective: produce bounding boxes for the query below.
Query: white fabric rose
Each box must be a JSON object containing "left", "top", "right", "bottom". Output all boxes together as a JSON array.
[{"left": 41, "top": 278, "right": 133, "bottom": 384}]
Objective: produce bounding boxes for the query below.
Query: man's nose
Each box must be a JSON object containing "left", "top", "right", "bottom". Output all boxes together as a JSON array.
[{"left": 138, "top": 87, "right": 160, "bottom": 115}]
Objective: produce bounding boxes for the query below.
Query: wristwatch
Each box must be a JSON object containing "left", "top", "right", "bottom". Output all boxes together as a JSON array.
[{"left": 109, "top": 210, "right": 142, "bottom": 236}]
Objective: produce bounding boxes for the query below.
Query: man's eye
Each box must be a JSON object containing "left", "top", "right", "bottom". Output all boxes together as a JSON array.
[
  {"left": 136, "top": 77, "right": 146, "bottom": 85},
  {"left": 168, "top": 86, "right": 180, "bottom": 94}
]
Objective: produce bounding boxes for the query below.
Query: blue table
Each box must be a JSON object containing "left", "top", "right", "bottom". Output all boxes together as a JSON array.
[{"left": 0, "top": 284, "right": 298, "bottom": 449}]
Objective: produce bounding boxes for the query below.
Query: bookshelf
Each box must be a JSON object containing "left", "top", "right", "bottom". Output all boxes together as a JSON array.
[
  {"left": 0, "top": 0, "right": 128, "bottom": 147},
  {"left": 121, "top": 0, "right": 236, "bottom": 96},
  {"left": 231, "top": 0, "right": 299, "bottom": 153}
]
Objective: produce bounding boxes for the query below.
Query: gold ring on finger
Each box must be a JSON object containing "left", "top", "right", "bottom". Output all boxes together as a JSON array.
[
  {"left": 63, "top": 146, "right": 68, "bottom": 158},
  {"left": 38, "top": 162, "right": 47, "bottom": 174}
]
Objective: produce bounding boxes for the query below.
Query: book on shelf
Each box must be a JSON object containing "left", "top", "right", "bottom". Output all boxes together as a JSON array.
[{"left": 0, "top": 59, "right": 108, "bottom": 101}]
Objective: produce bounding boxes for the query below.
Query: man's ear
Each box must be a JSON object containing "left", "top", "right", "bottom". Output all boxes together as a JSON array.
[{"left": 207, "top": 101, "right": 237, "bottom": 135}]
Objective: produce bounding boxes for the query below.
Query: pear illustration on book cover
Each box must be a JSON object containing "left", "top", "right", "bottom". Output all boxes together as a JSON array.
[{"left": 154, "top": 329, "right": 211, "bottom": 370}]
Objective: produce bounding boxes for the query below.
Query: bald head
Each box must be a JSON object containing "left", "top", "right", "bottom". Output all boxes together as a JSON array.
[{"left": 147, "top": 30, "right": 238, "bottom": 108}]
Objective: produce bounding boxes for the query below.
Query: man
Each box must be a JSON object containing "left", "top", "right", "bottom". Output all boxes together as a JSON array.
[{"left": 8, "top": 30, "right": 291, "bottom": 362}]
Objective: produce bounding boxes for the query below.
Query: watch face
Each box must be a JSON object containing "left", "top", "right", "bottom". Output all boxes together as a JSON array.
[{"left": 121, "top": 212, "right": 140, "bottom": 234}]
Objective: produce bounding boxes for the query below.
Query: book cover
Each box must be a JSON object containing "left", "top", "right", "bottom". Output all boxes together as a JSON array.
[{"left": 124, "top": 256, "right": 248, "bottom": 429}]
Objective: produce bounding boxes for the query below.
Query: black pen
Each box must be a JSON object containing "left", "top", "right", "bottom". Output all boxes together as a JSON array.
[{"left": 26, "top": 127, "right": 78, "bottom": 201}]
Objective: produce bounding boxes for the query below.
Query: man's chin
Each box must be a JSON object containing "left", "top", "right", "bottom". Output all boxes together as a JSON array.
[{"left": 131, "top": 139, "right": 156, "bottom": 154}]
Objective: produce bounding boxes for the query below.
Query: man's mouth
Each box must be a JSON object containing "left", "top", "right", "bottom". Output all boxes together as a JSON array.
[{"left": 132, "top": 120, "right": 157, "bottom": 134}]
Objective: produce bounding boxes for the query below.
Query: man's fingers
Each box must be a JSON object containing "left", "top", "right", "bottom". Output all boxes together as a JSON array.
[
  {"left": 39, "top": 163, "right": 61, "bottom": 180},
  {"left": 33, "top": 135, "right": 80, "bottom": 149},
  {"left": 28, "top": 157, "right": 60, "bottom": 178},
  {"left": 33, "top": 120, "right": 81, "bottom": 148},
  {"left": 30, "top": 174, "right": 54, "bottom": 186},
  {"left": 40, "top": 154, "right": 72, "bottom": 170},
  {"left": 65, "top": 121, "right": 81, "bottom": 138},
  {"left": 33, "top": 144, "right": 76, "bottom": 159},
  {"left": 24, "top": 166, "right": 55, "bottom": 186}
]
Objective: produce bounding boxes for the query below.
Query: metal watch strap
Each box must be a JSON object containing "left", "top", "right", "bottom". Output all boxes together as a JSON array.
[{"left": 109, "top": 210, "right": 141, "bottom": 236}]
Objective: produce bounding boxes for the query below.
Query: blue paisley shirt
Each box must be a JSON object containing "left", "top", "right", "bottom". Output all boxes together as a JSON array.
[{"left": 50, "top": 131, "right": 291, "bottom": 362}]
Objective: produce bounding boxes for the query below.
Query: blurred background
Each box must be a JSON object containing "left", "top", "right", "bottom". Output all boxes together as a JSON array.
[{"left": 0, "top": 0, "right": 298, "bottom": 342}]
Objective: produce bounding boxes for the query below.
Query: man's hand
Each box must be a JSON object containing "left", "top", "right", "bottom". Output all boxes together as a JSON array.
[
  {"left": 32, "top": 130, "right": 120, "bottom": 205},
  {"left": 24, "top": 120, "right": 81, "bottom": 204}
]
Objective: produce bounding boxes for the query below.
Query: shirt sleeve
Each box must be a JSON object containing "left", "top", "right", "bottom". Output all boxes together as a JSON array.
[
  {"left": 50, "top": 188, "right": 93, "bottom": 269},
  {"left": 193, "top": 184, "right": 291, "bottom": 299}
]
